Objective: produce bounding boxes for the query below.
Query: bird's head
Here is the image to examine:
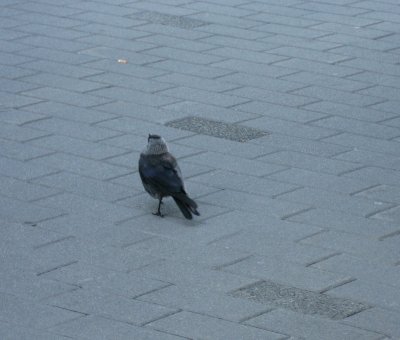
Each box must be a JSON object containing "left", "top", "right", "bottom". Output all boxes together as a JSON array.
[{"left": 146, "top": 134, "right": 168, "bottom": 155}]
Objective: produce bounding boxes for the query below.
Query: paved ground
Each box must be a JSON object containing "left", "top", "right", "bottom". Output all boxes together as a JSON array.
[{"left": 1, "top": 0, "right": 400, "bottom": 338}]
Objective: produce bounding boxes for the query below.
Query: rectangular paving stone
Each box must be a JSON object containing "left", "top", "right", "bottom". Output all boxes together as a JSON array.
[
  {"left": 185, "top": 151, "right": 285, "bottom": 176},
  {"left": 340, "top": 58, "right": 400, "bottom": 76},
  {"left": 129, "top": 3, "right": 197, "bottom": 16},
  {"left": 303, "top": 12, "right": 380, "bottom": 27},
  {"left": 139, "top": 285, "right": 269, "bottom": 323},
  {"left": 311, "top": 254, "right": 400, "bottom": 288},
  {"left": 20, "top": 73, "right": 107, "bottom": 93},
  {"left": 149, "top": 59, "right": 232, "bottom": 78},
  {"left": 288, "top": 207, "right": 400, "bottom": 238},
  {"left": 268, "top": 168, "right": 371, "bottom": 194},
  {"left": 355, "top": 184, "right": 400, "bottom": 204},
  {"left": 330, "top": 45, "right": 400, "bottom": 64},
  {"left": 134, "top": 259, "right": 259, "bottom": 293},
  {"left": 303, "top": 101, "right": 397, "bottom": 123},
  {"left": 95, "top": 101, "right": 187, "bottom": 124},
  {"left": 201, "top": 189, "right": 309, "bottom": 219},
  {"left": 46, "top": 288, "right": 177, "bottom": 326},
  {"left": 0, "top": 108, "right": 46, "bottom": 125},
  {"left": 246, "top": 11, "right": 321, "bottom": 27},
  {"left": 73, "top": 12, "right": 141, "bottom": 28},
  {"left": 32, "top": 171, "right": 132, "bottom": 202},
  {"left": 344, "top": 166, "right": 400, "bottom": 187},
  {"left": 257, "top": 150, "right": 359, "bottom": 175},
  {"left": 0, "top": 322, "right": 73, "bottom": 340},
  {"left": 245, "top": 309, "right": 382, "bottom": 340},
  {"left": 227, "top": 86, "right": 317, "bottom": 107},
  {"left": 254, "top": 23, "right": 328, "bottom": 39},
  {"left": 83, "top": 59, "right": 168, "bottom": 78},
  {"left": 12, "top": 1, "right": 83, "bottom": 16},
  {"left": 160, "top": 86, "right": 248, "bottom": 107},
  {"left": 295, "top": 1, "right": 369, "bottom": 15},
  {"left": 137, "top": 23, "right": 210, "bottom": 40},
  {"left": 0, "top": 195, "right": 64, "bottom": 223},
  {"left": 0, "top": 91, "right": 43, "bottom": 108},
  {"left": 30, "top": 135, "right": 126, "bottom": 160},
  {"left": 292, "top": 86, "right": 383, "bottom": 107},
  {"left": 80, "top": 46, "right": 162, "bottom": 65},
  {"left": 191, "top": 169, "right": 298, "bottom": 197},
  {"left": 242, "top": 116, "right": 336, "bottom": 140},
  {"left": 251, "top": 134, "right": 352, "bottom": 157},
  {"left": 0, "top": 292, "right": 84, "bottom": 330},
  {"left": 223, "top": 255, "right": 351, "bottom": 292},
  {"left": 235, "top": 101, "right": 326, "bottom": 123},
  {"left": 278, "top": 187, "right": 393, "bottom": 217},
  {"left": 15, "top": 35, "right": 92, "bottom": 52},
  {"left": 175, "top": 134, "right": 278, "bottom": 158},
  {"left": 0, "top": 138, "right": 52, "bottom": 161},
  {"left": 153, "top": 73, "right": 238, "bottom": 93},
  {"left": 342, "top": 307, "right": 400, "bottom": 339},
  {"left": 0, "top": 176, "right": 60, "bottom": 202},
  {"left": 15, "top": 23, "right": 87, "bottom": 40},
  {"left": 0, "top": 156, "right": 55, "bottom": 180},
  {"left": 96, "top": 116, "right": 194, "bottom": 140},
  {"left": 87, "top": 72, "right": 173, "bottom": 93},
  {"left": 28, "top": 153, "right": 132, "bottom": 180},
  {"left": 13, "top": 11, "right": 84, "bottom": 28},
  {"left": 311, "top": 116, "right": 400, "bottom": 140},
  {"left": 20, "top": 60, "right": 102, "bottom": 78},
  {"left": 25, "top": 101, "right": 116, "bottom": 124},
  {"left": 281, "top": 71, "right": 368, "bottom": 92},
  {"left": 323, "top": 133, "right": 400, "bottom": 157},
  {"left": 48, "top": 315, "right": 182, "bottom": 340},
  {"left": 200, "top": 35, "right": 273, "bottom": 51},
  {"left": 0, "top": 64, "right": 37, "bottom": 80},
  {"left": 144, "top": 46, "right": 224, "bottom": 65},
  {"left": 273, "top": 58, "right": 359, "bottom": 77},
  {"left": 349, "top": 71, "right": 400, "bottom": 89},
  {"left": 239, "top": 2, "right": 313, "bottom": 16},
  {"left": 300, "top": 230, "right": 400, "bottom": 263},
  {"left": 146, "top": 311, "right": 286, "bottom": 340},
  {"left": 328, "top": 280, "right": 400, "bottom": 311},
  {"left": 187, "top": 12, "right": 258, "bottom": 29},
  {"left": 22, "top": 87, "right": 112, "bottom": 107},
  {"left": 0, "top": 51, "right": 34, "bottom": 65},
  {"left": 27, "top": 118, "right": 118, "bottom": 141},
  {"left": 0, "top": 78, "right": 39, "bottom": 94},
  {"left": 211, "top": 59, "right": 295, "bottom": 78},
  {"left": 34, "top": 192, "right": 139, "bottom": 222},
  {"left": 75, "top": 23, "right": 151, "bottom": 39},
  {"left": 262, "top": 34, "right": 341, "bottom": 51},
  {"left": 138, "top": 34, "right": 215, "bottom": 52},
  {"left": 218, "top": 72, "right": 302, "bottom": 92},
  {"left": 195, "top": 24, "right": 268, "bottom": 39},
  {"left": 233, "top": 280, "right": 369, "bottom": 320},
  {"left": 269, "top": 46, "right": 350, "bottom": 64}
]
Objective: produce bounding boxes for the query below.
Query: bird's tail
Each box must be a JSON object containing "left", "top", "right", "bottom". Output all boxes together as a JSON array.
[{"left": 172, "top": 193, "right": 200, "bottom": 220}]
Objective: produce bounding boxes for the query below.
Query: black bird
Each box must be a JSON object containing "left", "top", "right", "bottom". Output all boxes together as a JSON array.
[{"left": 139, "top": 134, "right": 200, "bottom": 220}]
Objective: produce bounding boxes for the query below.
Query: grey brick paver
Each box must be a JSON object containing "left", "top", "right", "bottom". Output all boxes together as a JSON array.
[{"left": 1, "top": 0, "right": 399, "bottom": 338}]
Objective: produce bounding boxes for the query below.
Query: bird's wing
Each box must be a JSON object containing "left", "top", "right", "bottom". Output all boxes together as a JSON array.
[{"left": 139, "top": 153, "right": 184, "bottom": 195}]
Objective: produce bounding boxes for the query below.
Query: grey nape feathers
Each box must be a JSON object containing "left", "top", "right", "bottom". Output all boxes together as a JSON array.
[{"left": 139, "top": 134, "right": 200, "bottom": 220}]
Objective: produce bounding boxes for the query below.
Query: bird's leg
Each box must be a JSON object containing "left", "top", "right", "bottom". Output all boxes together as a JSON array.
[{"left": 153, "top": 197, "right": 164, "bottom": 217}]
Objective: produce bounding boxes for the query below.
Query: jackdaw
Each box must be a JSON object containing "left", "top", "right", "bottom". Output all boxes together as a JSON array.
[{"left": 139, "top": 134, "right": 200, "bottom": 220}]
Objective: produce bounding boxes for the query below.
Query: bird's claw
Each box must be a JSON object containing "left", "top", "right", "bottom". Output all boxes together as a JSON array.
[{"left": 152, "top": 211, "right": 164, "bottom": 218}]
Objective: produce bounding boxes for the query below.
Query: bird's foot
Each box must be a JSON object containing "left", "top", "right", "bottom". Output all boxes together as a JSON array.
[{"left": 152, "top": 211, "right": 164, "bottom": 218}]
